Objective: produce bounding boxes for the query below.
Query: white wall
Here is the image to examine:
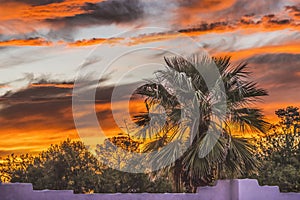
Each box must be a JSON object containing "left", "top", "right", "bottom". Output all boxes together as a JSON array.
[{"left": 0, "top": 179, "right": 299, "bottom": 200}]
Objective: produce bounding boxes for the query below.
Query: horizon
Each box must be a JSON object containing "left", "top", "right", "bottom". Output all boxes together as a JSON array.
[{"left": 1, "top": 0, "right": 300, "bottom": 157}]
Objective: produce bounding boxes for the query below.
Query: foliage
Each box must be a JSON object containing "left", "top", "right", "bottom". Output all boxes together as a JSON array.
[
  {"left": 95, "top": 134, "right": 143, "bottom": 171},
  {"left": 0, "top": 153, "right": 33, "bottom": 183},
  {"left": 133, "top": 55, "right": 268, "bottom": 192},
  {"left": 98, "top": 168, "right": 172, "bottom": 193},
  {"left": 95, "top": 134, "right": 172, "bottom": 193},
  {"left": 251, "top": 106, "right": 300, "bottom": 192},
  {"left": 0, "top": 138, "right": 172, "bottom": 193},
  {"left": 1, "top": 139, "right": 102, "bottom": 193}
]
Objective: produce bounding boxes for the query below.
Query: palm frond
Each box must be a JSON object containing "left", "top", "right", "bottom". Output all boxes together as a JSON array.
[
  {"left": 220, "top": 137, "right": 259, "bottom": 178},
  {"left": 229, "top": 108, "right": 270, "bottom": 133}
]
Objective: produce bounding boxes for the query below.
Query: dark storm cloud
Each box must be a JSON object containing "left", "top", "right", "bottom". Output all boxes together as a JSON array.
[
  {"left": 249, "top": 53, "right": 300, "bottom": 64},
  {"left": 0, "top": 77, "right": 143, "bottom": 131},
  {"left": 0, "top": 59, "right": 146, "bottom": 156},
  {"left": 0, "top": 80, "right": 74, "bottom": 129},
  {"left": 246, "top": 53, "right": 300, "bottom": 118},
  {"left": 177, "top": 0, "right": 194, "bottom": 7},
  {"left": 48, "top": 0, "right": 145, "bottom": 27},
  {"left": 95, "top": 82, "right": 142, "bottom": 104},
  {"left": 248, "top": 53, "right": 300, "bottom": 90},
  {"left": 0, "top": 88, "right": 74, "bottom": 132}
]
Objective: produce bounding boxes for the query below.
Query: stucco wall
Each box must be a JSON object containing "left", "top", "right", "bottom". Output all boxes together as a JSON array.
[{"left": 0, "top": 179, "right": 299, "bottom": 200}]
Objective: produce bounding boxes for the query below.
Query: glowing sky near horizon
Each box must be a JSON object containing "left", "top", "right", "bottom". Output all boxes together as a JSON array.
[{"left": 0, "top": 0, "right": 300, "bottom": 156}]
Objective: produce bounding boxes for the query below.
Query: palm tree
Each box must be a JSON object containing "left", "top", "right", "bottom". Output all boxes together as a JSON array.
[{"left": 133, "top": 54, "right": 269, "bottom": 192}]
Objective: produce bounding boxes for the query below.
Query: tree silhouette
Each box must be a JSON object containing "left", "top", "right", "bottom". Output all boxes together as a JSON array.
[
  {"left": 95, "top": 134, "right": 172, "bottom": 193},
  {"left": 0, "top": 153, "right": 33, "bottom": 183},
  {"left": 253, "top": 106, "right": 300, "bottom": 192},
  {"left": 133, "top": 55, "right": 268, "bottom": 192},
  {"left": 0, "top": 138, "right": 172, "bottom": 193}
]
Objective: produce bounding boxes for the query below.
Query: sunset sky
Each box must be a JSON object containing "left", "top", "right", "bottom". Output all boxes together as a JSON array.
[{"left": 0, "top": 0, "right": 300, "bottom": 157}]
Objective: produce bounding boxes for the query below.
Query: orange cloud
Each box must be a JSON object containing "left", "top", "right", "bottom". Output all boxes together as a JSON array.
[
  {"left": 130, "top": 20, "right": 300, "bottom": 46},
  {"left": 0, "top": 2, "right": 29, "bottom": 21},
  {"left": 176, "top": 0, "right": 237, "bottom": 26},
  {"left": 30, "top": 83, "right": 74, "bottom": 89},
  {"left": 0, "top": 38, "right": 52, "bottom": 46},
  {"left": 67, "top": 23, "right": 300, "bottom": 47},
  {"left": 1, "top": 14, "right": 299, "bottom": 47},
  {"left": 212, "top": 42, "right": 300, "bottom": 60},
  {"left": 0, "top": 0, "right": 102, "bottom": 22}
]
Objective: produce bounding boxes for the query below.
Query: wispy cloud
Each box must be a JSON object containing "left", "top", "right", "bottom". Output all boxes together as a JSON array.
[{"left": 2, "top": 8, "right": 300, "bottom": 48}]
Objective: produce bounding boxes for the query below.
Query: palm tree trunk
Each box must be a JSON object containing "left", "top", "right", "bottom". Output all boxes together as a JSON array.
[{"left": 173, "top": 159, "right": 182, "bottom": 192}]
